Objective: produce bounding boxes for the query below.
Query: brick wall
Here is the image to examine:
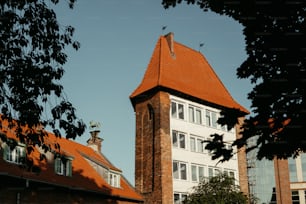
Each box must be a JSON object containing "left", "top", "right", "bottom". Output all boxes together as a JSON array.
[
  {"left": 134, "top": 91, "right": 173, "bottom": 204},
  {"left": 274, "top": 158, "right": 292, "bottom": 204},
  {"left": 236, "top": 117, "right": 250, "bottom": 202}
]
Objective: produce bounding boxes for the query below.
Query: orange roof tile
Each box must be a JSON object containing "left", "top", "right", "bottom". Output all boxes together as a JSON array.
[
  {"left": 0, "top": 120, "right": 143, "bottom": 202},
  {"left": 130, "top": 33, "right": 249, "bottom": 114}
]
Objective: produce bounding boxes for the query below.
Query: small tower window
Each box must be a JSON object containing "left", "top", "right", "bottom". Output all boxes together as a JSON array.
[{"left": 147, "top": 104, "right": 154, "bottom": 120}]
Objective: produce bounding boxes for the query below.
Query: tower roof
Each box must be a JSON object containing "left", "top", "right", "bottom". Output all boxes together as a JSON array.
[{"left": 130, "top": 33, "right": 248, "bottom": 114}]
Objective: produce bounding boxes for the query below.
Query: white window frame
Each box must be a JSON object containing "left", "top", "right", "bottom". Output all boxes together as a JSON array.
[
  {"left": 191, "top": 164, "right": 205, "bottom": 182},
  {"left": 208, "top": 167, "right": 221, "bottom": 178},
  {"left": 172, "top": 130, "right": 186, "bottom": 149},
  {"left": 174, "top": 192, "right": 187, "bottom": 204},
  {"left": 109, "top": 172, "right": 120, "bottom": 188},
  {"left": 190, "top": 137, "right": 196, "bottom": 152},
  {"left": 173, "top": 161, "right": 188, "bottom": 180},
  {"left": 190, "top": 135, "right": 205, "bottom": 153},
  {"left": 171, "top": 101, "right": 185, "bottom": 120},
  {"left": 224, "top": 169, "right": 236, "bottom": 179},
  {"left": 206, "top": 137, "right": 213, "bottom": 156},
  {"left": 220, "top": 122, "right": 228, "bottom": 131},
  {"left": 196, "top": 138, "right": 205, "bottom": 153},
  {"left": 4, "top": 144, "right": 26, "bottom": 164},
  {"left": 188, "top": 106, "right": 202, "bottom": 124},
  {"left": 225, "top": 143, "right": 236, "bottom": 159},
  {"left": 205, "top": 109, "right": 218, "bottom": 128},
  {"left": 54, "top": 157, "right": 72, "bottom": 176}
]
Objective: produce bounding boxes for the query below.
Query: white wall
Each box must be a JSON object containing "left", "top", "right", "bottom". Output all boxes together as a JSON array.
[{"left": 170, "top": 95, "right": 240, "bottom": 195}]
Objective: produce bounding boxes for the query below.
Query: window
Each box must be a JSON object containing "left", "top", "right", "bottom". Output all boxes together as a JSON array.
[
  {"left": 211, "top": 111, "right": 217, "bottom": 128},
  {"left": 172, "top": 130, "right": 186, "bottom": 149},
  {"left": 190, "top": 137, "right": 196, "bottom": 152},
  {"left": 174, "top": 193, "right": 187, "bottom": 204},
  {"left": 206, "top": 110, "right": 218, "bottom": 128},
  {"left": 208, "top": 167, "right": 213, "bottom": 178},
  {"left": 206, "top": 138, "right": 213, "bottom": 156},
  {"left": 301, "top": 154, "right": 306, "bottom": 181},
  {"left": 173, "top": 161, "right": 187, "bottom": 180},
  {"left": 205, "top": 110, "right": 211, "bottom": 126},
  {"left": 189, "top": 106, "right": 202, "bottom": 124},
  {"left": 190, "top": 135, "right": 206, "bottom": 153},
  {"left": 208, "top": 167, "right": 221, "bottom": 178},
  {"left": 196, "top": 138, "right": 205, "bottom": 153},
  {"left": 54, "top": 157, "right": 72, "bottom": 176},
  {"left": 221, "top": 123, "right": 227, "bottom": 131},
  {"left": 198, "top": 166, "right": 205, "bottom": 181},
  {"left": 224, "top": 169, "right": 236, "bottom": 180},
  {"left": 3, "top": 144, "right": 26, "bottom": 164},
  {"left": 109, "top": 172, "right": 120, "bottom": 188},
  {"left": 225, "top": 144, "right": 236, "bottom": 159},
  {"left": 171, "top": 101, "right": 185, "bottom": 120},
  {"left": 288, "top": 158, "right": 298, "bottom": 182},
  {"left": 191, "top": 164, "right": 205, "bottom": 182},
  {"left": 292, "top": 190, "right": 300, "bottom": 204}
]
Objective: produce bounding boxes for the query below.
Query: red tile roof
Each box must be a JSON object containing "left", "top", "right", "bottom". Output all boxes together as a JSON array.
[
  {"left": 0, "top": 120, "right": 143, "bottom": 202},
  {"left": 130, "top": 33, "right": 249, "bottom": 114}
]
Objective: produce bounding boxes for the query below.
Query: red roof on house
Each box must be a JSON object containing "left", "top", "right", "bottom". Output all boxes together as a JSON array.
[
  {"left": 130, "top": 33, "right": 248, "bottom": 114},
  {"left": 0, "top": 120, "right": 143, "bottom": 202}
]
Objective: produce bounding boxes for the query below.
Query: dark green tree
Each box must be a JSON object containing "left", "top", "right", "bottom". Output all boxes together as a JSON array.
[
  {"left": 162, "top": 0, "right": 306, "bottom": 161},
  {"left": 183, "top": 173, "right": 248, "bottom": 204},
  {"left": 0, "top": 0, "right": 85, "bottom": 160}
]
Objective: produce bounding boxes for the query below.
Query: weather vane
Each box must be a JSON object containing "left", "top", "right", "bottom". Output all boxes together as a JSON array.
[
  {"left": 162, "top": 25, "right": 167, "bottom": 34},
  {"left": 89, "top": 121, "right": 101, "bottom": 132},
  {"left": 199, "top": 42, "right": 204, "bottom": 52}
]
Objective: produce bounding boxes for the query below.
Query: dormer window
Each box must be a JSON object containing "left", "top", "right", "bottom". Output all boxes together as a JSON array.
[
  {"left": 3, "top": 143, "right": 26, "bottom": 164},
  {"left": 109, "top": 172, "right": 120, "bottom": 188},
  {"left": 79, "top": 152, "right": 121, "bottom": 188},
  {"left": 54, "top": 156, "right": 72, "bottom": 177}
]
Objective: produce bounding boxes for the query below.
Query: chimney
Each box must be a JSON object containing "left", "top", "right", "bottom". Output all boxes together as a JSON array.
[
  {"left": 87, "top": 121, "right": 103, "bottom": 153},
  {"left": 165, "top": 32, "right": 175, "bottom": 57}
]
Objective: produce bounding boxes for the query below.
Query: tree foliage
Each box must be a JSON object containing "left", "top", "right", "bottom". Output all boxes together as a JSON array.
[
  {"left": 162, "top": 0, "right": 306, "bottom": 160},
  {"left": 183, "top": 173, "right": 248, "bottom": 204},
  {"left": 0, "top": 0, "right": 85, "bottom": 164}
]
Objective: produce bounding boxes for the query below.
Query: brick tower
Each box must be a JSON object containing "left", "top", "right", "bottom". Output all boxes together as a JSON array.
[
  {"left": 130, "top": 32, "right": 249, "bottom": 204},
  {"left": 131, "top": 91, "right": 173, "bottom": 203}
]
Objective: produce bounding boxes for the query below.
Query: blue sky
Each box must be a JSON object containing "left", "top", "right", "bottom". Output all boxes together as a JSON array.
[{"left": 54, "top": 0, "right": 252, "bottom": 185}]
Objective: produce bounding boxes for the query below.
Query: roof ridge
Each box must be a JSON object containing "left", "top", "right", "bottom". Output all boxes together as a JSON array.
[
  {"left": 77, "top": 150, "right": 121, "bottom": 172},
  {"left": 157, "top": 36, "right": 163, "bottom": 86}
]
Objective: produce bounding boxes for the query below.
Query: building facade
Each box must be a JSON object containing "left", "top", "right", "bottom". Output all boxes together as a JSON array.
[
  {"left": 130, "top": 32, "right": 249, "bottom": 204},
  {"left": 288, "top": 154, "right": 306, "bottom": 204},
  {"left": 247, "top": 135, "right": 306, "bottom": 204},
  {"left": 0, "top": 120, "right": 143, "bottom": 204}
]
